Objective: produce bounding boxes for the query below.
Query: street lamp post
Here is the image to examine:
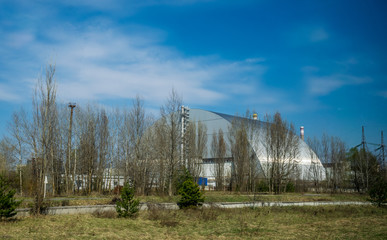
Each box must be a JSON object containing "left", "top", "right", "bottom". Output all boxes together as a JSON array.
[{"left": 67, "top": 103, "right": 76, "bottom": 193}]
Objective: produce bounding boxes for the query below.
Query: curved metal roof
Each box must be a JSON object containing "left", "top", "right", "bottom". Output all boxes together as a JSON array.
[{"left": 188, "top": 108, "right": 325, "bottom": 180}]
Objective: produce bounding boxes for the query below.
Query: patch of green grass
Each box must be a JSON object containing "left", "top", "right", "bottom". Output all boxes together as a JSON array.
[{"left": 1, "top": 205, "right": 386, "bottom": 239}]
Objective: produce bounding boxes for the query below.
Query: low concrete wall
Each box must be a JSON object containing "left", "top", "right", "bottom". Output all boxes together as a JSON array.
[
  {"left": 15, "top": 208, "right": 31, "bottom": 217},
  {"left": 15, "top": 202, "right": 178, "bottom": 217},
  {"left": 15, "top": 201, "right": 372, "bottom": 217}
]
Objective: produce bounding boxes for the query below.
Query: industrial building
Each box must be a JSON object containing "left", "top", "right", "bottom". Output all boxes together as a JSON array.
[{"left": 182, "top": 108, "right": 326, "bottom": 189}]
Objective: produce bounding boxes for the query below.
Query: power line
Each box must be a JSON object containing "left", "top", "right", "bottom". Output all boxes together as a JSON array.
[{"left": 353, "top": 126, "right": 385, "bottom": 166}]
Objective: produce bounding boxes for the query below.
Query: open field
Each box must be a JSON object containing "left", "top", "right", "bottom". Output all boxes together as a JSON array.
[
  {"left": 2, "top": 205, "right": 386, "bottom": 239},
  {"left": 16, "top": 192, "right": 369, "bottom": 208}
]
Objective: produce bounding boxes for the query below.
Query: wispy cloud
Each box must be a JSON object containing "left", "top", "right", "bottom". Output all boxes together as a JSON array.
[
  {"left": 309, "top": 28, "right": 329, "bottom": 42},
  {"left": 289, "top": 26, "right": 330, "bottom": 45},
  {"left": 0, "top": 20, "right": 267, "bottom": 108},
  {"left": 0, "top": 83, "right": 22, "bottom": 102},
  {"left": 54, "top": 0, "right": 213, "bottom": 13},
  {"left": 307, "top": 74, "right": 371, "bottom": 96}
]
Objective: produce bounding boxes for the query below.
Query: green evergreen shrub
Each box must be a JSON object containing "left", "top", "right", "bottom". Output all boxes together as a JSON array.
[
  {"left": 175, "top": 168, "right": 194, "bottom": 193},
  {"left": 115, "top": 183, "right": 140, "bottom": 218},
  {"left": 285, "top": 182, "right": 295, "bottom": 193},
  {"left": 256, "top": 180, "right": 269, "bottom": 192},
  {"left": 0, "top": 175, "right": 22, "bottom": 220},
  {"left": 177, "top": 176, "right": 204, "bottom": 209}
]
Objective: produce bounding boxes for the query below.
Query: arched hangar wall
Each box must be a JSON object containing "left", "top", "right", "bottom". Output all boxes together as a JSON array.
[{"left": 188, "top": 109, "right": 326, "bottom": 181}]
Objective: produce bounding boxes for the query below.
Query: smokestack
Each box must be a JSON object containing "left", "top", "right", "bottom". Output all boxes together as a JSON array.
[
  {"left": 253, "top": 113, "right": 258, "bottom": 120},
  {"left": 300, "top": 126, "right": 304, "bottom": 141}
]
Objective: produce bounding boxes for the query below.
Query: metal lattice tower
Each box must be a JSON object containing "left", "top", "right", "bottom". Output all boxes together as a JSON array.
[
  {"left": 180, "top": 106, "right": 190, "bottom": 166},
  {"left": 355, "top": 127, "right": 386, "bottom": 170}
]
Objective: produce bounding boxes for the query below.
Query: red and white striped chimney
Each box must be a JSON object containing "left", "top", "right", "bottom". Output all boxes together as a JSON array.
[{"left": 300, "top": 126, "right": 304, "bottom": 141}]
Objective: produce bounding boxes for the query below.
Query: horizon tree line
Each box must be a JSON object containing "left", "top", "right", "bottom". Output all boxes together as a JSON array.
[{"left": 0, "top": 64, "right": 385, "bottom": 198}]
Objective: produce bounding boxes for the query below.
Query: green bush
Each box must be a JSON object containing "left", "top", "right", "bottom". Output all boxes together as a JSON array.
[
  {"left": 176, "top": 168, "right": 194, "bottom": 193},
  {"left": 115, "top": 183, "right": 140, "bottom": 218},
  {"left": 0, "top": 175, "right": 22, "bottom": 220},
  {"left": 368, "top": 174, "right": 387, "bottom": 207},
  {"left": 256, "top": 180, "right": 269, "bottom": 192},
  {"left": 286, "top": 182, "right": 295, "bottom": 193},
  {"left": 177, "top": 177, "right": 204, "bottom": 209}
]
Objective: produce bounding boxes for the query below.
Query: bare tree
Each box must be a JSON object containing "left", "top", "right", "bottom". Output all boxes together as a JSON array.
[
  {"left": 0, "top": 140, "right": 7, "bottom": 174},
  {"left": 95, "top": 109, "right": 109, "bottom": 193},
  {"left": 160, "top": 89, "right": 182, "bottom": 196},
  {"left": 185, "top": 120, "right": 207, "bottom": 179},
  {"left": 347, "top": 146, "right": 379, "bottom": 193},
  {"left": 318, "top": 134, "right": 348, "bottom": 192},
  {"left": 47, "top": 104, "right": 63, "bottom": 196},
  {"left": 70, "top": 107, "right": 81, "bottom": 194},
  {"left": 330, "top": 136, "right": 348, "bottom": 192},
  {"left": 71, "top": 106, "right": 84, "bottom": 192},
  {"left": 108, "top": 107, "right": 122, "bottom": 192},
  {"left": 196, "top": 121, "right": 207, "bottom": 176},
  {"left": 77, "top": 105, "right": 98, "bottom": 194},
  {"left": 28, "top": 64, "right": 58, "bottom": 212},
  {"left": 120, "top": 106, "right": 131, "bottom": 185},
  {"left": 353, "top": 146, "right": 378, "bottom": 192},
  {"left": 138, "top": 113, "right": 156, "bottom": 195},
  {"left": 8, "top": 111, "right": 27, "bottom": 195},
  {"left": 262, "top": 112, "right": 299, "bottom": 194},
  {"left": 320, "top": 134, "right": 331, "bottom": 191},
  {"left": 152, "top": 118, "right": 169, "bottom": 195},
  {"left": 211, "top": 129, "right": 226, "bottom": 191},
  {"left": 0, "top": 137, "right": 16, "bottom": 174},
  {"left": 185, "top": 122, "right": 196, "bottom": 172},
  {"left": 228, "top": 116, "right": 249, "bottom": 192},
  {"left": 245, "top": 112, "right": 261, "bottom": 193},
  {"left": 306, "top": 136, "right": 325, "bottom": 192},
  {"left": 127, "top": 95, "right": 154, "bottom": 195},
  {"left": 347, "top": 147, "right": 374, "bottom": 193}
]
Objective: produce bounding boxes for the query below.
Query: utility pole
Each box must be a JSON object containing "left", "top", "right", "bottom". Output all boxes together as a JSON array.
[
  {"left": 361, "top": 126, "right": 366, "bottom": 151},
  {"left": 381, "top": 131, "right": 385, "bottom": 168},
  {"left": 67, "top": 103, "right": 76, "bottom": 193}
]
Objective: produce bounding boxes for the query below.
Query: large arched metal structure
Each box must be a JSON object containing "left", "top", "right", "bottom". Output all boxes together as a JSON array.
[{"left": 187, "top": 109, "right": 326, "bottom": 188}]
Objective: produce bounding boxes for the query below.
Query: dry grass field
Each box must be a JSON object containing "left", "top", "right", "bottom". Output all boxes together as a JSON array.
[{"left": 1, "top": 205, "right": 385, "bottom": 239}]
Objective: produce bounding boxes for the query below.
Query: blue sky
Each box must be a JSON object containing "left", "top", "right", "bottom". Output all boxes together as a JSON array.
[{"left": 0, "top": 0, "right": 386, "bottom": 149}]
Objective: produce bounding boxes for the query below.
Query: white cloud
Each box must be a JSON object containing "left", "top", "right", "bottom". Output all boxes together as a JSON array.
[
  {"left": 307, "top": 74, "right": 371, "bottom": 96},
  {"left": 308, "top": 76, "right": 344, "bottom": 96},
  {"left": 0, "top": 23, "right": 267, "bottom": 108},
  {"left": 0, "top": 83, "right": 22, "bottom": 102},
  {"left": 4, "top": 32, "right": 35, "bottom": 48}
]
